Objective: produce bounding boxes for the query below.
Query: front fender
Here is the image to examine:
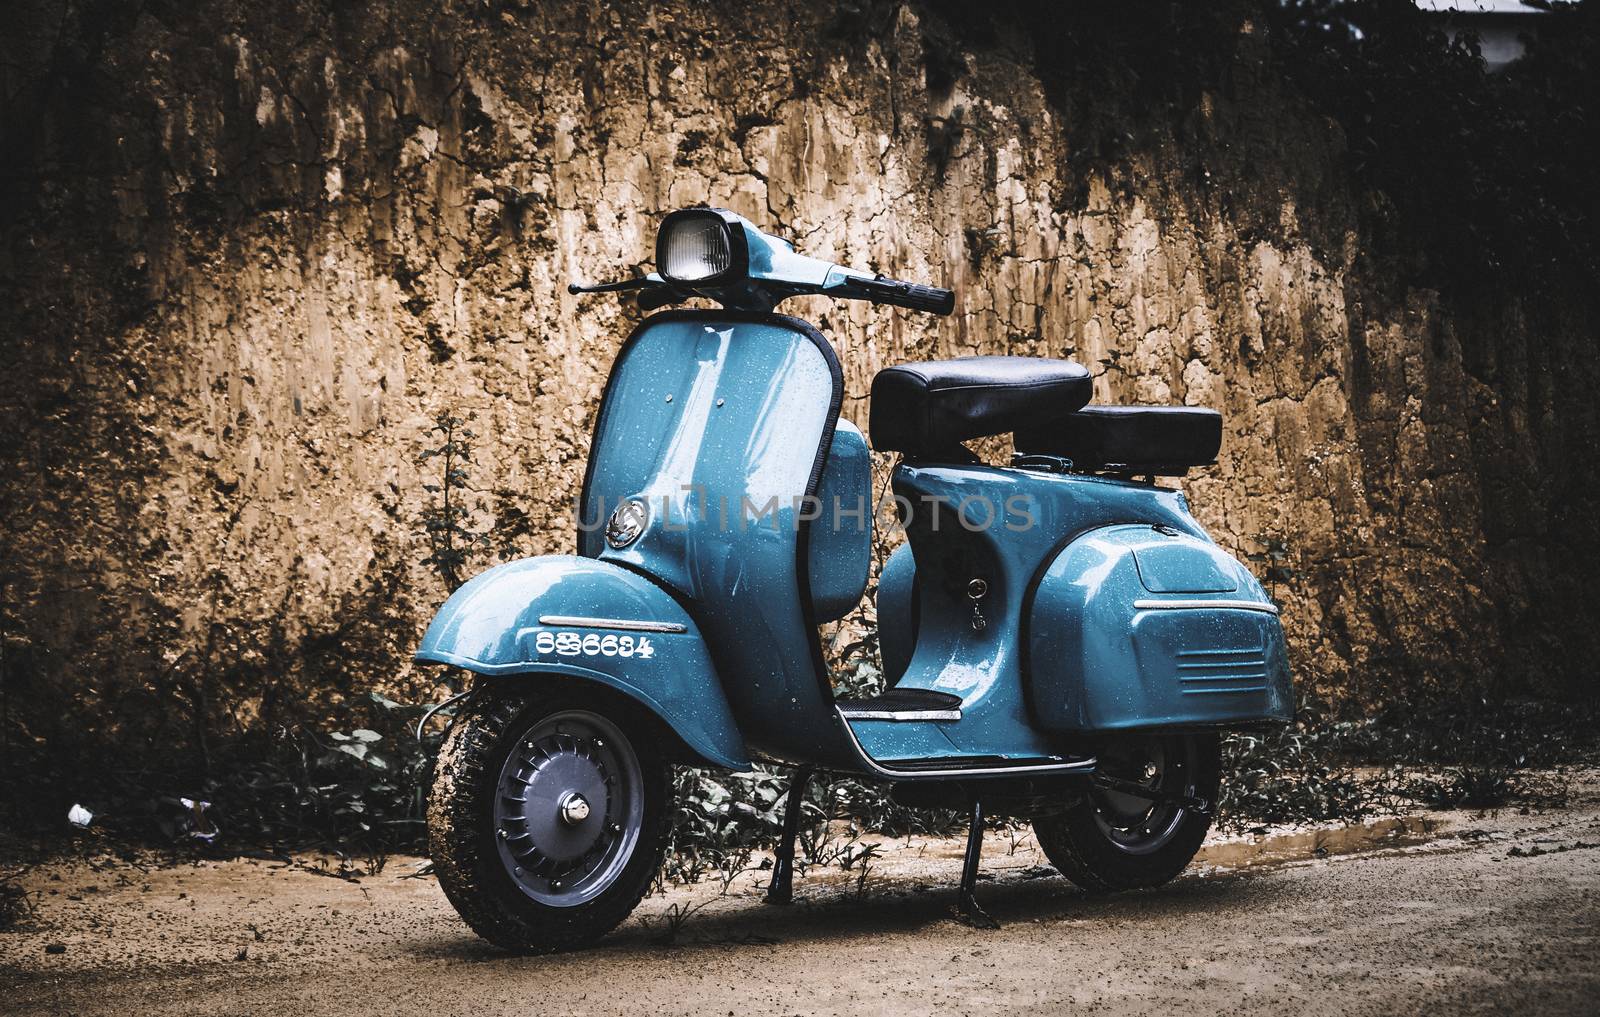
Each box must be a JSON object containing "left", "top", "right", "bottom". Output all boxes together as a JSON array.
[{"left": 415, "top": 555, "right": 749, "bottom": 770}]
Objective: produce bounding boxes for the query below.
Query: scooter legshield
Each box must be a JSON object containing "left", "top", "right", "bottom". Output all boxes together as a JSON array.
[
  {"left": 577, "top": 311, "right": 862, "bottom": 767},
  {"left": 414, "top": 555, "right": 750, "bottom": 770}
]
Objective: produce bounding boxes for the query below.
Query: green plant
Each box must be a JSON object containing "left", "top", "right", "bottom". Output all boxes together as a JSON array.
[
  {"left": 851, "top": 843, "right": 881, "bottom": 898},
  {"left": 660, "top": 768, "right": 787, "bottom": 887},
  {"left": 417, "top": 413, "right": 489, "bottom": 591},
  {"left": 640, "top": 898, "right": 713, "bottom": 946},
  {"left": 1218, "top": 724, "right": 1378, "bottom": 831},
  {"left": 1215, "top": 692, "right": 1599, "bottom": 831}
]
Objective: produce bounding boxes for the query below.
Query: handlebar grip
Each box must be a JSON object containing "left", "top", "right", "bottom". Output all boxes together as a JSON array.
[
  {"left": 852, "top": 277, "right": 956, "bottom": 315},
  {"left": 637, "top": 285, "right": 680, "bottom": 312}
]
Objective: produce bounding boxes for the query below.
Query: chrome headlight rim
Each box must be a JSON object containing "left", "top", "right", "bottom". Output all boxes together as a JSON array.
[{"left": 655, "top": 207, "right": 749, "bottom": 286}]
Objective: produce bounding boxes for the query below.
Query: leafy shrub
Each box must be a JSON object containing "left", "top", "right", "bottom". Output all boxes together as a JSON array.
[
  {"left": 1216, "top": 692, "right": 1597, "bottom": 832},
  {"left": 198, "top": 692, "right": 449, "bottom": 867},
  {"left": 1218, "top": 727, "right": 1378, "bottom": 831}
]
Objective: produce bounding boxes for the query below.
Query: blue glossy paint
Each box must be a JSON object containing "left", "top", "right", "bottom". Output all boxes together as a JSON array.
[
  {"left": 415, "top": 555, "right": 750, "bottom": 769},
  {"left": 845, "top": 464, "right": 1289, "bottom": 762},
  {"left": 876, "top": 542, "right": 917, "bottom": 685},
  {"left": 1132, "top": 537, "right": 1241, "bottom": 593},
  {"left": 845, "top": 466, "right": 1189, "bottom": 762},
  {"left": 807, "top": 420, "right": 872, "bottom": 622},
  {"left": 1029, "top": 526, "right": 1293, "bottom": 731},
  {"left": 579, "top": 312, "right": 861, "bottom": 767}
]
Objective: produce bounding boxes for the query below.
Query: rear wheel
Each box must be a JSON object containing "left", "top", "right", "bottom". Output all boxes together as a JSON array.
[
  {"left": 1034, "top": 732, "right": 1219, "bottom": 893},
  {"left": 428, "top": 687, "right": 670, "bottom": 953}
]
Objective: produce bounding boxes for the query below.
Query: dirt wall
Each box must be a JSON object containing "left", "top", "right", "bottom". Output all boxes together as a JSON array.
[{"left": 1, "top": 1, "right": 1594, "bottom": 768}]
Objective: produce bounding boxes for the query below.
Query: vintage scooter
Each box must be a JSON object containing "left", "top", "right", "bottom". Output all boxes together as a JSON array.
[{"left": 415, "top": 207, "right": 1294, "bottom": 952}]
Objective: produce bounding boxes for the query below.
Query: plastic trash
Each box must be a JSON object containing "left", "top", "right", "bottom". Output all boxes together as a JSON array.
[
  {"left": 180, "top": 798, "right": 219, "bottom": 842},
  {"left": 66, "top": 804, "right": 93, "bottom": 828}
]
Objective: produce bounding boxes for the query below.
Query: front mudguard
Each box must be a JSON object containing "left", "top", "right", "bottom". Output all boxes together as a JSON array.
[{"left": 414, "top": 555, "right": 750, "bottom": 770}]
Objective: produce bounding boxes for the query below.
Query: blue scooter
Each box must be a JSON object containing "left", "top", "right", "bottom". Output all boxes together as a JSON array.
[{"left": 417, "top": 207, "right": 1294, "bottom": 951}]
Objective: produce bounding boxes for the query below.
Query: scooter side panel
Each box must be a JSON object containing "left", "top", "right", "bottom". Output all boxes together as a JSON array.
[
  {"left": 414, "top": 555, "right": 751, "bottom": 770},
  {"left": 1028, "top": 525, "right": 1294, "bottom": 731},
  {"left": 880, "top": 466, "right": 1204, "bottom": 763}
]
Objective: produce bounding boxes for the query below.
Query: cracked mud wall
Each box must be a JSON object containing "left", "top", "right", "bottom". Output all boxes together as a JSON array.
[{"left": 2, "top": 1, "right": 1595, "bottom": 766}]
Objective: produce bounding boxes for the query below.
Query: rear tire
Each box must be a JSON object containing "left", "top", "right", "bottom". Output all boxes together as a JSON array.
[
  {"left": 1034, "top": 732, "right": 1219, "bottom": 893},
  {"left": 428, "top": 686, "right": 670, "bottom": 953}
]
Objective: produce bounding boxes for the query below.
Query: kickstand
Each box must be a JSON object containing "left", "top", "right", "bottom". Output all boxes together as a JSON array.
[
  {"left": 955, "top": 796, "right": 1000, "bottom": 929},
  {"left": 764, "top": 765, "right": 813, "bottom": 905}
]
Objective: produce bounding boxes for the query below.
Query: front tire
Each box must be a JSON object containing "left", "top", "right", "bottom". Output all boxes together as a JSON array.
[
  {"left": 428, "top": 686, "right": 670, "bottom": 953},
  {"left": 1034, "top": 732, "right": 1220, "bottom": 894}
]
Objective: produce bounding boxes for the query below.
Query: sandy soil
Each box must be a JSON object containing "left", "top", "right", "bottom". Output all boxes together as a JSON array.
[{"left": 2, "top": 788, "right": 1597, "bottom": 1017}]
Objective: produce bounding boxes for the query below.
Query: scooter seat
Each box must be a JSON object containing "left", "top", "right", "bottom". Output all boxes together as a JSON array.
[
  {"left": 869, "top": 356, "right": 1092, "bottom": 458},
  {"left": 1014, "top": 405, "right": 1222, "bottom": 475}
]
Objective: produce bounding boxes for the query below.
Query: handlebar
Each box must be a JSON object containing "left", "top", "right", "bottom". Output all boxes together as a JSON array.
[
  {"left": 571, "top": 210, "right": 958, "bottom": 316},
  {"left": 573, "top": 272, "right": 956, "bottom": 317},
  {"left": 838, "top": 276, "right": 956, "bottom": 316}
]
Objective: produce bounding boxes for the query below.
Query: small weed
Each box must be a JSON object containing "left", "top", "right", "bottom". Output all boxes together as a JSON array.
[
  {"left": 1002, "top": 821, "right": 1031, "bottom": 856},
  {"left": 1245, "top": 535, "right": 1296, "bottom": 601},
  {"left": 836, "top": 840, "right": 881, "bottom": 873},
  {"left": 714, "top": 847, "right": 756, "bottom": 896},
  {"left": 1387, "top": 764, "right": 1570, "bottom": 812},
  {"left": 640, "top": 899, "right": 713, "bottom": 946},
  {"left": 854, "top": 857, "right": 875, "bottom": 898}
]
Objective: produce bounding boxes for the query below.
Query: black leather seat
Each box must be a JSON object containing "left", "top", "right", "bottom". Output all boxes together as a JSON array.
[
  {"left": 869, "top": 356, "right": 1092, "bottom": 458},
  {"left": 1014, "top": 405, "right": 1222, "bottom": 475}
]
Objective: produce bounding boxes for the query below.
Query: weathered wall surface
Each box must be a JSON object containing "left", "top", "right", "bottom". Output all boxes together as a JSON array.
[{"left": 2, "top": 1, "right": 1594, "bottom": 761}]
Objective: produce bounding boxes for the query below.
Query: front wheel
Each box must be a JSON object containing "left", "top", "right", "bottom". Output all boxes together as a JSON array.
[
  {"left": 1034, "top": 732, "right": 1220, "bottom": 893},
  {"left": 428, "top": 687, "right": 670, "bottom": 953}
]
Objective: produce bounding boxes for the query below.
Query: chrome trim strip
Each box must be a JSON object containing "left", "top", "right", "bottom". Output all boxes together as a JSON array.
[
  {"left": 536, "top": 615, "right": 689, "bottom": 634},
  {"left": 836, "top": 707, "right": 1097, "bottom": 780},
  {"left": 1132, "top": 599, "right": 1280, "bottom": 615},
  {"left": 1171, "top": 674, "right": 1267, "bottom": 684},
  {"left": 837, "top": 709, "right": 962, "bottom": 722}
]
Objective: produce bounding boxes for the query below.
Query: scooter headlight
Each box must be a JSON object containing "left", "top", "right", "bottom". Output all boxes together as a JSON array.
[
  {"left": 657, "top": 208, "right": 747, "bottom": 285},
  {"left": 606, "top": 498, "right": 649, "bottom": 549}
]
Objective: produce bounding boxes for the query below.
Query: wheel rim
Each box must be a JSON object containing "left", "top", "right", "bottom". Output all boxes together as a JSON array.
[
  {"left": 1089, "top": 734, "right": 1199, "bottom": 856},
  {"left": 492, "top": 710, "right": 644, "bottom": 907}
]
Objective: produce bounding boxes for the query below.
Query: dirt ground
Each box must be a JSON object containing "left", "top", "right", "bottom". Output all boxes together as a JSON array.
[{"left": 3, "top": 783, "right": 1598, "bottom": 1017}]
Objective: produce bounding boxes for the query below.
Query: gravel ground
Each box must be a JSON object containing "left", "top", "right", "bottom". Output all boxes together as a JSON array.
[{"left": 2, "top": 781, "right": 1597, "bottom": 1017}]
